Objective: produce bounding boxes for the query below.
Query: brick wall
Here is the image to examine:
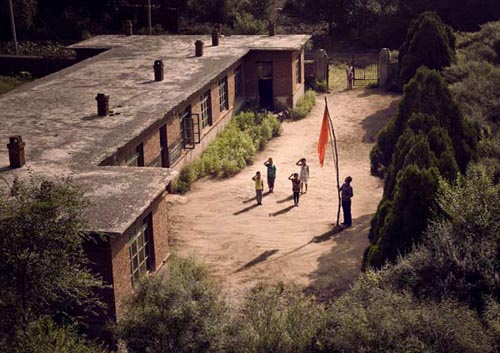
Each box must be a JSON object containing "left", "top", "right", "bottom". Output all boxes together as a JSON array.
[
  {"left": 110, "top": 191, "right": 169, "bottom": 319},
  {"left": 243, "top": 50, "right": 294, "bottom": 108},
  {"left": 143, "top": 126, "right": 162, "bottom": 167}
]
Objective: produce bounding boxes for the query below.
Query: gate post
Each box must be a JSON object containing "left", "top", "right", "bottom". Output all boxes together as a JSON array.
[
  {"left": 378, "top": 48, "right": 391, "bottom": 88},
  {"left": 314, "top": 49, "right": 329, "bottom": 90}
]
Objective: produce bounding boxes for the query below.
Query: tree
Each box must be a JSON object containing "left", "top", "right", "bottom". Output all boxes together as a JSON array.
[
  {"left": 372, "top": 67, "right": 477, "bottom": 176},
  {"left": 115, "top": 256, "right": 229, "bottom": 353},
  {"left": 399, "top": 11, "right": 456, "bottom": 85},
  {"left": 384, "top": 165, "right": 500, "bottom": 311},
  {"left": 0, "top": 174, "right": 104, "bottom": 351}
]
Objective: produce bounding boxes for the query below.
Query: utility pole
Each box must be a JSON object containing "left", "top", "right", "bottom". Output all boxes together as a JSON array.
[
  {"left": 147, "top": 0, "right": 152, "bottom": 35},
  {"left": 8, "top": 0, "right": 19, "bottom": 55}
]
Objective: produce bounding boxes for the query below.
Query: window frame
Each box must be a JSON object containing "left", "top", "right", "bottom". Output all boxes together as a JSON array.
[
  {"left": 126, "top": 143, "right": 144, "bottom": 167},
  {"left": 129, "top": 215, "right": 153, "bottom": 286},
  {"left": 296, "top": 56, "right": 302, "bottom": 85},
  {"left": 200, "top": 90, "right": 212, "bottom": 129},
  {"left": 218, "top": 77, "right": 229, "bottom": 112}
]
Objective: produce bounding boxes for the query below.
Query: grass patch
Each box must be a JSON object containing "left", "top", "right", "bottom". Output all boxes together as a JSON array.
[
  {"left": 171, "top": 111, "right": 282, "bottom": 194},
  {"left": 329, "top": 63, "right": 379, "bottom": 91},
  {"left": 290, "top": 90, "right": 316, "bottom": 120},
  {"left": 0, "top": 75, "right": 31, "bottom": 95}
]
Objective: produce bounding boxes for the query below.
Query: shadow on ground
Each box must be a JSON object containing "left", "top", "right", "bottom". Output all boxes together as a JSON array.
[
  {"left": 235, "top": 249, "right": 279, "bottom": 273},
  {"left": 361, "top": 99, "right": 399, "bottom": 144},
  {"left": 304, "top": 213, "right": 373, "bottom": 302}
]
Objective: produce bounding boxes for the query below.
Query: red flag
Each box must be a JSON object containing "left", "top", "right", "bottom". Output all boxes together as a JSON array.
[{"left": 318, "top": 104, "right": 330, "bottom": 167}]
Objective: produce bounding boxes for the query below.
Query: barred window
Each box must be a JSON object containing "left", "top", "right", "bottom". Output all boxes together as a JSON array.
[
  {"left": 129, "top": 215, "right": 153, "bottom": 285},
  {"left": 218, "top": 77, "right": 229, "bottom": 112},
  {"left": 296, "top": 56, "right": 302, "bottom": 84},
  {"left": 234, "top": 66, "right": 243, "bottom": 98},
  {"left": 200, "top": 91, "right": 212, "bottom": 128}
]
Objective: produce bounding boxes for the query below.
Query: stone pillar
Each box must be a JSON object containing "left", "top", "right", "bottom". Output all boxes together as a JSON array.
[
  {"left": 195, "top": 40, "right": 204, "bottom": 57},
  {"left": 124, "top": 20, "right": 133, "bottom": 36},
  {"left": 379, "top": 48, "right": 391, "bottom": 88},
  {"left": 154, "top": 60, "right": 164, "bottom": 81},
  {"left": 268, "top": 21, "right": 276, "bottom": 36},
  {"left": 96, "top": 93, "right": 110, "bottom": 116},
  {"left": 314, "top": 49, "right": 329, "bottom": 82},
  {"left": 212, "top": 29, "right": 219, "bottom": 46},
  {"left": 7, "top": 135, "right": 26, "bottom": 169}
]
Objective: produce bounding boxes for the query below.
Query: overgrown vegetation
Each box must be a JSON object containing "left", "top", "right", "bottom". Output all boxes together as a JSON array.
[
  {"left": 290, "top": 90, "right": 316, "bottom": 120},
  {"left": 117, "top": 255, "right": 500, "bottom": 353},
  {"left": 365, "top": 66, "right": 478, "bottom": 268},
  {"left": 398, "top": 11, "right": 456, "bottom": 85},
  {"left": 0, "top": 74, "right": 32, "bottom": 95},
  {"left": 0, "top": 173, "right": 105, "bottom": 353},
  {"left": 172, "top": 111, "right": 281, "bottom": 194}
]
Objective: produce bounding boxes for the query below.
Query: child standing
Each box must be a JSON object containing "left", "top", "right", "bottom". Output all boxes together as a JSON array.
[
  {"left": 288, "top": 173, "right": 301, "bottom": 207},
  {"left": 264, "top": 157, "right": 276, "bottom": 193},
  {"left": 252, "top": 171, "right": 264, "bottom": 205},
  {"left": 296, "top": 158, "right": 310, "bottom": 194}
]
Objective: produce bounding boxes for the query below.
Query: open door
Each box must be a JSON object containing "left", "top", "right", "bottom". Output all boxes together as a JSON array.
[{"left": 257, "top": 61, "right": 273, "bottom": 110}]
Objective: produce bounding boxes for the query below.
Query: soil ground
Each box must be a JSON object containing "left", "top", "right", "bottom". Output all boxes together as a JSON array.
[{"left": 168, "top": 87, "right": 399, "bottom": 304}]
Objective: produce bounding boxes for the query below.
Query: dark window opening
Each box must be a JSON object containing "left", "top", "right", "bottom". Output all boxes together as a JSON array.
[
  {"left": 126, "top": 143, "right": 144, "bottom": 167},
  {"left": 235, "top": 66, "right": 243, "bottom": 98},
  {"left": 296, "top": 56, "right": 302, "bottom": 84},
  {"left": 257, "top": 62, "right": 273, "bottom": 109}
]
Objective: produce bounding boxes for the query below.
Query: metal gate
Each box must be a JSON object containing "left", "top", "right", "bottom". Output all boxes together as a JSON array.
[{"left": 352, "top": 59, "right": 379, "bottom": 87}]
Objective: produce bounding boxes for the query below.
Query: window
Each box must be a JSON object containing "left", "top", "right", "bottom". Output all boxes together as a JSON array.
[
  {"left": 200, "top": 91, "right": 212, "bottom": 128},
  {"left": 126, "top": 143, "right": 144, "bottom": 167},
  {"left": 129, "top": 215, "right": 154, "bottom": 285},
  {"left": 234, "top": 66, "right": 243, "bottom": 98},
  {"left": 218, "top": 77, "right": 229, "bottom": 112},
  {"left": 180, "top": 105, "right": 192, "bottom": 148},
  {"left": 296, "top": 56, "right": 302, "bottom": 84}
]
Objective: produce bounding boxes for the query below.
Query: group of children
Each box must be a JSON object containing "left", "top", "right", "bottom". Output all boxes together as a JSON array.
[
  {"left": 251, "top": 157, "right": 354, "bottom": 227},
  {"left": 252, "top": 157, "right": 310, "bottom": 207}
]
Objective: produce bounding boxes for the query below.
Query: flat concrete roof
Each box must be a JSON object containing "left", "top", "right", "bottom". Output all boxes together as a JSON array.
[{"left": 0, "top": 34, "right": 310, "bottom": 234}]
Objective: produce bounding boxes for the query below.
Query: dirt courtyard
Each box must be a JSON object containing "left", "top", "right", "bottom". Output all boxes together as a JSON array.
[{"left": 168, "top": 88, "right": 399, "bottom": 303}]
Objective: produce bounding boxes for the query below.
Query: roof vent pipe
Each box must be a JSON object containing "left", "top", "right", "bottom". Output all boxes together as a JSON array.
[
  {"left": 268, "top": 21, "right": 276, "bottom": 36},
  {"left": 212, "top": 28, "right": 220, "bottom": 46},
  {"left": 124, "top": 20, "right": 133, "bottom": 36},
  {"left": 96, "top": 93, "right": 110, "bottom": 116},
  {"left": 195, "top": 40, "right": 204, "bottom": 57},
  {"left": 7, "top": 135, "right": 26, "bottom": 169},
  {"left": 154, "top": 60, "right": 164, "bottom": 81}
]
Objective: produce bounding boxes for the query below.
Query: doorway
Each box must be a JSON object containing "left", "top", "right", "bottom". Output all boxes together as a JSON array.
[{"left": 257, "top": 62, "right": 273, "bottom": 109}]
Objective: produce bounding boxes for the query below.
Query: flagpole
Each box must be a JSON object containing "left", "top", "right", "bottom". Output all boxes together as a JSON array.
[{"left": 324, "top": 97, "right": 341, "bottom": 226}]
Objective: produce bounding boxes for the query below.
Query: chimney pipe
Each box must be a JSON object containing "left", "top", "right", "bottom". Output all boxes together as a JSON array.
[
  {"left": 7, "top": 135, "right": 26, "bottom": 169},
  {"left": 96, "top": 93, "right": 110, "bottom": 116},
  {"left": 195, "top": 40, "right": 204, "bottom": 57},
  {"left": 212, "top": 28, "right": 219, "bottom": 46},
  {"left": 124, "top": 20, "right": 133, "bottom": 36},
  {"left": 154, "top": 60, "right": 164, "bottom": 81},
  {"left": 268, "top": 21, "right": 276, "bottom": 36}
]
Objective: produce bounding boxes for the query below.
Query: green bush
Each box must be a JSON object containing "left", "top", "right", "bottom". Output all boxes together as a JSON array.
[
  {"left": 115, "top": 256, "right": 229, "bottom": 353},
  {"left": 233, "top": 283, "right": 326, "bottom": 353},
  {"left": 383, "top": 165, "right": 500, "bottom": 310},
  {"left": 291, "top": 90, "right": 316, "bottom": 120},
  {"left": 172, "top": 111, "right": 282, "bottom": 194},
  {"left": 320, "top": 272, "right": 497, "bottom": 353}
]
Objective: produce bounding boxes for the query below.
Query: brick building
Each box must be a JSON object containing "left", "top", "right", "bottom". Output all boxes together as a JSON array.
[{"left": 0, "top": 32, "right": 310, "bottom": 330}]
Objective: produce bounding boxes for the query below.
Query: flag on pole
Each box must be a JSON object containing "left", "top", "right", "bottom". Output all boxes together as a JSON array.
[{"left": 317, "top": 103, "right": 330, "bottom": 167}]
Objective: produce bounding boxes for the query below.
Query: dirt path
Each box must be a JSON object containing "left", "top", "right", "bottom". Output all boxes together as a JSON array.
[{"left": 168, "top": 88, "right": 399, "bottom": 303}]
